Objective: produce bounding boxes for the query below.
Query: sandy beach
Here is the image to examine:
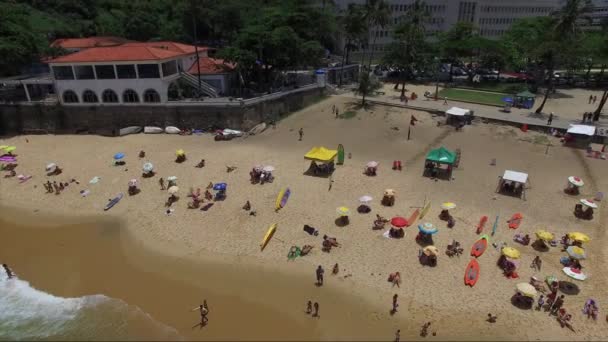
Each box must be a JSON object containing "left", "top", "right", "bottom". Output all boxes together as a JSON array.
[{"left": 1, "top": 94, "right": 607, "bottom": 340}]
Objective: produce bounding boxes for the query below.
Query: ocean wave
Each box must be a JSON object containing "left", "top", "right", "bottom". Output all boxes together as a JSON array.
[{"left": 0, "top": 272, "right": 182, "bottom": 341}]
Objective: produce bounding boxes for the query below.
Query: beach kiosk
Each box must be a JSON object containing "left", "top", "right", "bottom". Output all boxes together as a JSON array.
[
  {"left": 515, "top": 91, "right": 536, "bottom": 109},
  {"left": 304, "top": 146, "right": 337, "bottom": 176},
  {"left": 497, "top": 170, "right": 529, "bottom": 200},
  {"left": 563, "top": 124, "right": 596, "bottom": 148},
  {"left": 424, "top": 147, "right": 457, "bottom": 180},
  {"left": 445, "top": 107, "right": 472, "bottom": 127}
]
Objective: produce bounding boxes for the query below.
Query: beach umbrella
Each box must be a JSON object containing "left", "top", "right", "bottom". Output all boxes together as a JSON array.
[
  {"left": 167, "top": 186, "right": 179, "bottom": 194},
  {"left": 502, "top": 247, "right": 521, "bottom": 259},
  {"left": 176, "top": 149, "right": 185, "bottom": 156},
  {"left": 142, "top": 162, "right": 154, "bottom": 173},
  {"left": 391, "top": 216, "right": 408, "bottom": 228},
  {"left": 568, "top": 176, "right": 584, "bottom": 187},
  {"left": 580, "top": 199, "right": 598, "bottom": 209},
  {"left": 440, "top": 202, "right": 456, "bottom": 210},
  {"left": 359, "top": 195, "right": 373, "bottom": 203},
  {"left": 566, "top": 246, "right": 586, "bottom": 260},
  {"left": 568, "top": 232, "right": 590, "bottom": 243},
  {"left": 128, "top": 179, "right": 138, "bottom": 187},
  {"left": 45, "top": 163, "right": 57, "bottom": 173},
  {"left": 3, "top": 146, "right": 16, "bottom": 153},
  {"left": 516, "top": 283, "right": 537, "bottom": 298},
  {"left": 563, "top": 267, "right": 587, "bottom": 281},
  {"left": 336, "top": 206, "right": 350, "bottom": 216},
  {"left": 384, "top": 189, "right": 396, "bottom": 196},
  {"left": 167, "top": 176, "right": 178, "bottom": 182},
  {"left": 114, "top": 152, "right": 125, "bottom": 160},
  {"left": 418, "top": 222, "right": 438, "bottom": 235},
  {"left": 366, "top": 161, "right": 379, "bottom": 168},
  {"left": 0, "top": 145, "right": 7, "bottom": 150},
  {"left": 423, "top": 245, "right": 439, "bottom": 256},
  {"left": 263, "top": 165, "right": 275, "bottom": 172},
  {"left": 535, "top": 230, "right": 554, "bottom": 242},
  {"left": 213, "top": 182, "right": 227, "bottom": 191}
]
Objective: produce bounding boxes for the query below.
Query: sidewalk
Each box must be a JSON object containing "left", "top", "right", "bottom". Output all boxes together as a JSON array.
[{"left": 337, "top": 92, "right": 607, "bottom": 131}]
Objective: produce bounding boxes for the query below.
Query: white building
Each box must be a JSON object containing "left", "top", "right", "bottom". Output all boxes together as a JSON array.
[
  {"left": 333, "top": 0, "right": 563, "bottom": 54},
  {"left": 584, "top": 0, "right": 608, "bottom": 30}
]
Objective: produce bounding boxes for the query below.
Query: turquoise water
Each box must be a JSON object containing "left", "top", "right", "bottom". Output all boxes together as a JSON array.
[{"left": 0, "top": 272, "right": 182, "bottom": 341}]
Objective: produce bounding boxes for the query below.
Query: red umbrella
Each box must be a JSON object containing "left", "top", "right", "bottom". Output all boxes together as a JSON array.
[{"left": 391, "top": 216, "right": 408, "bottom": 228}]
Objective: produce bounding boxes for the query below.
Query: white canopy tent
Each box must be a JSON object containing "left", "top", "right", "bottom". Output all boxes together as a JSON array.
[
  {"left": 567, "top": 125, "right": 596, "bottom": 136},
  {"left": 497, "top": 170, "right": 530, "bottom": 200},
  {"left": 446, "top": 107, "right": 471, "bottom": 116}
]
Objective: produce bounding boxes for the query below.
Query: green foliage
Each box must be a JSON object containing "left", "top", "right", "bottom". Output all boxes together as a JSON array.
[
  {"left": 355, "top": 72, "right": 382, "bottom": 105},
  {"left": 0, "top": 2, "right": 40, "bottom": 75}
]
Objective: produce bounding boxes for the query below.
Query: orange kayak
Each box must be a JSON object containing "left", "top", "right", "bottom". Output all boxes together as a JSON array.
[
  {"left": 464, "top": 259, "right": 480, "bottom": 287},
  {"left": 470, "top": 237, "right": 488, "bottom": 258}
]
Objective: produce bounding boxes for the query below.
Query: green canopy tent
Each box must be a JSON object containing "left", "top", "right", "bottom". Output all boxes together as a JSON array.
[
  {"left": 515, "top": 90, "right": 536, "bottom": 109},
  {"left": 424, "top": 147, "right": 456, "bottom": 180}
]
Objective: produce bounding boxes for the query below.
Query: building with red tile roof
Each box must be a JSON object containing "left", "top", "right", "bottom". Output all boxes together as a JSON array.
[
  {"left": 188, "top": 58, "right": 236, "bottom": 75},
  {"left": 50, "top": 37, "right": 129, "bottom": 52}
]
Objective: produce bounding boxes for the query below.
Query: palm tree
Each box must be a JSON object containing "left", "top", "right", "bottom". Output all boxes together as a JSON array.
[
  {"left": 339, "top": 4, "right": 367, "bottom": 86},
  {"left": 535, "top": 0, "right": 592, "bottom": 113},
  {"left": 360, "top": 0, "right": 390, "bottom": 105}
]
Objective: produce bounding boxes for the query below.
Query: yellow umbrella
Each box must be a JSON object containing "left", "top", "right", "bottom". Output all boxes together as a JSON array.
[
  {"left": 3, "top": 146, "right": 16, "bottom": 153},
  {"left": 176, "top": 149, "right": 185, "bottom": 156},
  {"left": 441, "top": 202, "right": 456, "bottom": 210},
  {"left": 336, "top": 206, "right": 350, "bottom": 216},
  {"left": 568, "top": 232, "right": 590, "bottom": 243},
  {"left": 423, "top": 245, "right": 439, "bottom": 256},
  {"left": 535, "top": 230, "right": 554, "bottom": 242},
  {"left": 516, "top": 283, "right": 537, "bottom": 297},
  {"left": 502, "top": 247, "right": 521, "bottom": 259}
]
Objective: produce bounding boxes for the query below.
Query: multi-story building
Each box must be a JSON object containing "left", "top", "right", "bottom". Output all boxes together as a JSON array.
[
  {"left": 584, "top": 0, "right": 608, "bottom": 30},
  {"left": 333, "top": 0, "right": 563, "bottom": 55}
]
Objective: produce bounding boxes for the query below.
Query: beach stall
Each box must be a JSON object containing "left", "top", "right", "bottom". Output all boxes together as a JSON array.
[
  {"left": 304, "top": 146, "right": 337, "bottom": 176},
  {"left": 563, "top": 125, "right": 596, "bottom": 148},
  {"left": 445, "top": 107, "right": 472, "bottom": 127},
  {"left": 424, "top": 147, "right": 456, "bottom": 180},
  {"left": 496, "top": 170, "right": 529, "bottom": 200},
  {"left": 514, "top": 90, "right": 535, "bottom": 109}
]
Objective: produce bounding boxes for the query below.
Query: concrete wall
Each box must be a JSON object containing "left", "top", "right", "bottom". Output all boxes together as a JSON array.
[{"left": 0, "top": 86, "right": 325, "bottom": 136}]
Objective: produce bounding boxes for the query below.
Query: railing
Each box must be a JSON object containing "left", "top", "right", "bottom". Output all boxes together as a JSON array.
[{"left": 179, "top": 72, "right": 219, "bottom": 98}]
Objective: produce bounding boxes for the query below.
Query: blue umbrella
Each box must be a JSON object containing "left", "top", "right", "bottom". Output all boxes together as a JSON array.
[
  {"left": 502, "top": 97, "right": 513, "bottom": 103},
  {"left": 213, "top": 182, "right": 227, "bottom": 191},
  {"left": 418, "top": 222, "right": 438, "bottom": 235},
  {"left": 114, "top": 152, "right": 125, "bottom": 160}
]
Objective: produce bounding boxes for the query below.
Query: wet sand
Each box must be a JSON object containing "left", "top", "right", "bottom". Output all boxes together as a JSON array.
[{"left": 0, "top": 206, "right": 403, "bottom": 341}]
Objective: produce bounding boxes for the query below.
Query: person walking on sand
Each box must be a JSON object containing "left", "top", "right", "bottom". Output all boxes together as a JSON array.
[
  {"left": 2, "top": 264, "right": 14, "bottom": 279},
  {"left": 589, "top": 94, "right": 593, "bottom": 104},
  {"left": 547, "top": 112, "right": 553, "bottom": 125},
  {"left": 394, "top": 329, "right": 401, "bottom": 342},
  {"left": 443, "top": 97, "right": 448, "bottom": 105},
  {"left": 313, "top": 302, "right": 319, "bottom": 317},
  {"left": 159, "top": 177, "right": 165, "bottom": 190},
  {"left": 391, "top": 294, "right": 399, "bottom": 314},
  {"left": 306, "top": 300, "right": 313, "bottom": 314},
  {"left": 316, "top": 265, "right": 325, "bottom": 286},
  {"left": 298, "top": 128, "right": 304, "bottom": 141},
  {"left": 191, "top": 300, "right": 209, "bottom": 326},
  {"left": 420, "top": 322, "right": 431, "bottom": 337}
]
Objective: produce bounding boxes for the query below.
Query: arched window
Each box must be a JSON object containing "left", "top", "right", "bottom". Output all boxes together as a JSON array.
[
  {"left": 143, "top": 89, "right": 161, "bottom": 103},
  {"left": 102, "top": 89, "right": 119, "bottom": 103},
  {"left": 62, "top": 90, "right": 79, "bottom": 103},
  {"left": 123, "top": 89, "right": 139, "bottom": 103},
  {"left": 82, "top": 90, "right": 98, "bottom": 103}
]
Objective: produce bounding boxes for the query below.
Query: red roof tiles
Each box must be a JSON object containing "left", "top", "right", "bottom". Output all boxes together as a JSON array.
[
  {"left": 50, "top": 37, "right": 128, "bottom": 49},
  {"left": 47, "top": 45, "right": 197, "bottom": 63},
  {"left": 188, "top": 58, "right": 236, "bottom": 75}
]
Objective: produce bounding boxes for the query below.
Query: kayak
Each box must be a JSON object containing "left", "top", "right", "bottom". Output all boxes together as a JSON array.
[
  {"left": 144, "top": 126, "right": 163, "bottom": 134},
  {"left": 261, "top": 223, "right": 277, "bottom": 251},
  {"left": 275, "top": 188, "right": 290, "bottom": 211},
  {"left": 508, "top": 213, "right": 523, "bottom": 229},
  {"left": 464, "top": 259, "right": 480, "bottom": 287},
  {"left": 165, "top": 126, "right": 181, "bottom": 134},
  {"left": 471, "top": 236, "right": 488, "bottom": 257},
  {"left": 476, "top": 216, "right": 488, "bottom": 234},
  {"left": 104, "top": 193, "right": 123, "bottom": 211},
  {"left": 119, "top": 126, "right": 142, "bottom": 136}
]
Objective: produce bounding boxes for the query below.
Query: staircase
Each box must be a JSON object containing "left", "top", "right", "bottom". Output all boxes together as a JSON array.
[{"left": 179, "top": 72, "right": 219, "bottom": 98}]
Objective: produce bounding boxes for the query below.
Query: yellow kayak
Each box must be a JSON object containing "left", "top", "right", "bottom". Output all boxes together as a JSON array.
[
  {"left": 275, "top": 188, "right": 286, "bottom": 210},
  {"left": 261, "top": 223, "right": 277, "bottom": 251}
]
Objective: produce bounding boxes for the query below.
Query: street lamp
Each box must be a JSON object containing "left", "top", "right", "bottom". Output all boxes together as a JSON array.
[{"left": 434, "top": 56, "right": 440, "bottom": 101}]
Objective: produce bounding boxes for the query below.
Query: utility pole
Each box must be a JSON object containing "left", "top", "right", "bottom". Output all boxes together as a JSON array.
[{"left": 191, "top": 3, "right": 202, "bottom": 96}]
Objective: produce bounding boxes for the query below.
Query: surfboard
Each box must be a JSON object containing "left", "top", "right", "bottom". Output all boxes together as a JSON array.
[
  {"left": 464, "top": 259, "right": 480, "bottom": 287},
  {"left": 491, "top": 215, "right": 499, "bottom": 236},
  {"left": 471, "top": 237, "right": 488, "bottom": 257},
  {"left": 419, "top": 202, "right": 431, "bottom": 220},
  {"left": 280, "top": 188, "right": 291, "bottom": 208},
  {"left": 476, "top": 216, "right": 488, "bottom": 234},
  {"left": 337, "top": 144, "right": 345, "bottom": 165},
  {"left": 104, "top": 193, "right": 123, "bottom": 211},
  {"left": 261, "top": 223, "right": 277, "bottom": 251},
  {"left": 508, "top": 213, "right": 523, "bottom": 229},
  {"left": 406, "top": 209, "right": 420, "bottom": 227}
]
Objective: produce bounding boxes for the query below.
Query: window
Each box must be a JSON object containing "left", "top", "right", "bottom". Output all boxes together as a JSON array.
[
  {"left": 52, "top": 66, "right": 74, "bottom": 80},
  {"left": 82, "top": 90, "right": 98, "bottom": 103},
  {"left": 123, "top": 89, "right": 139, "bottom": 103},
  {"left": 95, "top": 65, "right": 116, "bottom": 79},
  {"left": 74, "top": 65, "right": 95, "bottom": 80},
  {"left": 161, "top": 61, "right": 178, "bottom": 77},
  {"left": 143, "top": 89, "right": 161, "bottom": 103},
  {"left": 62, "top": 90, "right": 78, "bottom": 103},
  {"left": 116, "top": 65, "right": 137, "bottom": 79},
  {"left": 102, "top": 89, "right": 118, "bottom": 103},
  {"left": 137, "top": 64, "right": 160, "bottom": 78}
]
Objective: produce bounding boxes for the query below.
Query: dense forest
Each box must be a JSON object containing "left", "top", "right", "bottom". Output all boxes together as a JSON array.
[{"left": 0, "top": 0, "right": 337, "bottom": 77}]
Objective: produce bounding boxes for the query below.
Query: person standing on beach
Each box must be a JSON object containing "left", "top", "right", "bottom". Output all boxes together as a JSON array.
[
  {"left": 313, "top": 302, "right": 319, "bottom": 317},
  {"left": 328, "top": 174, "right": 334, "bottom": 191},
  {"left": 298, "top": 128, "right": 304, "bottom": 141},
  {"left": 394, "top": 329, "right": 401, "bottom": 342},
  {"left": 159, "top": 178, "right": 165, "bottom": 190},
  {"left": 547, "top": 112, "right": 553, "bottom": 126},
  {"left": 335, "top": 108, "right": 339, "bottom": 119},
  {"left": 306, "top": 301, "right": 313, "bottom": 314},
  {"left": 391, "top": 294, "right": 399, "bottom": 314},
  {"left": 316, "top": 265, "right": 324, "bottom": 286},
  {"left": 192, "top": 301, "right": 209, "bottom": 326},
  {"left": 2, "top": 264, "right": 13, "bottom": 279},
  {"left": 589, "top": 95, "right": 593, "bottom": 104}
]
